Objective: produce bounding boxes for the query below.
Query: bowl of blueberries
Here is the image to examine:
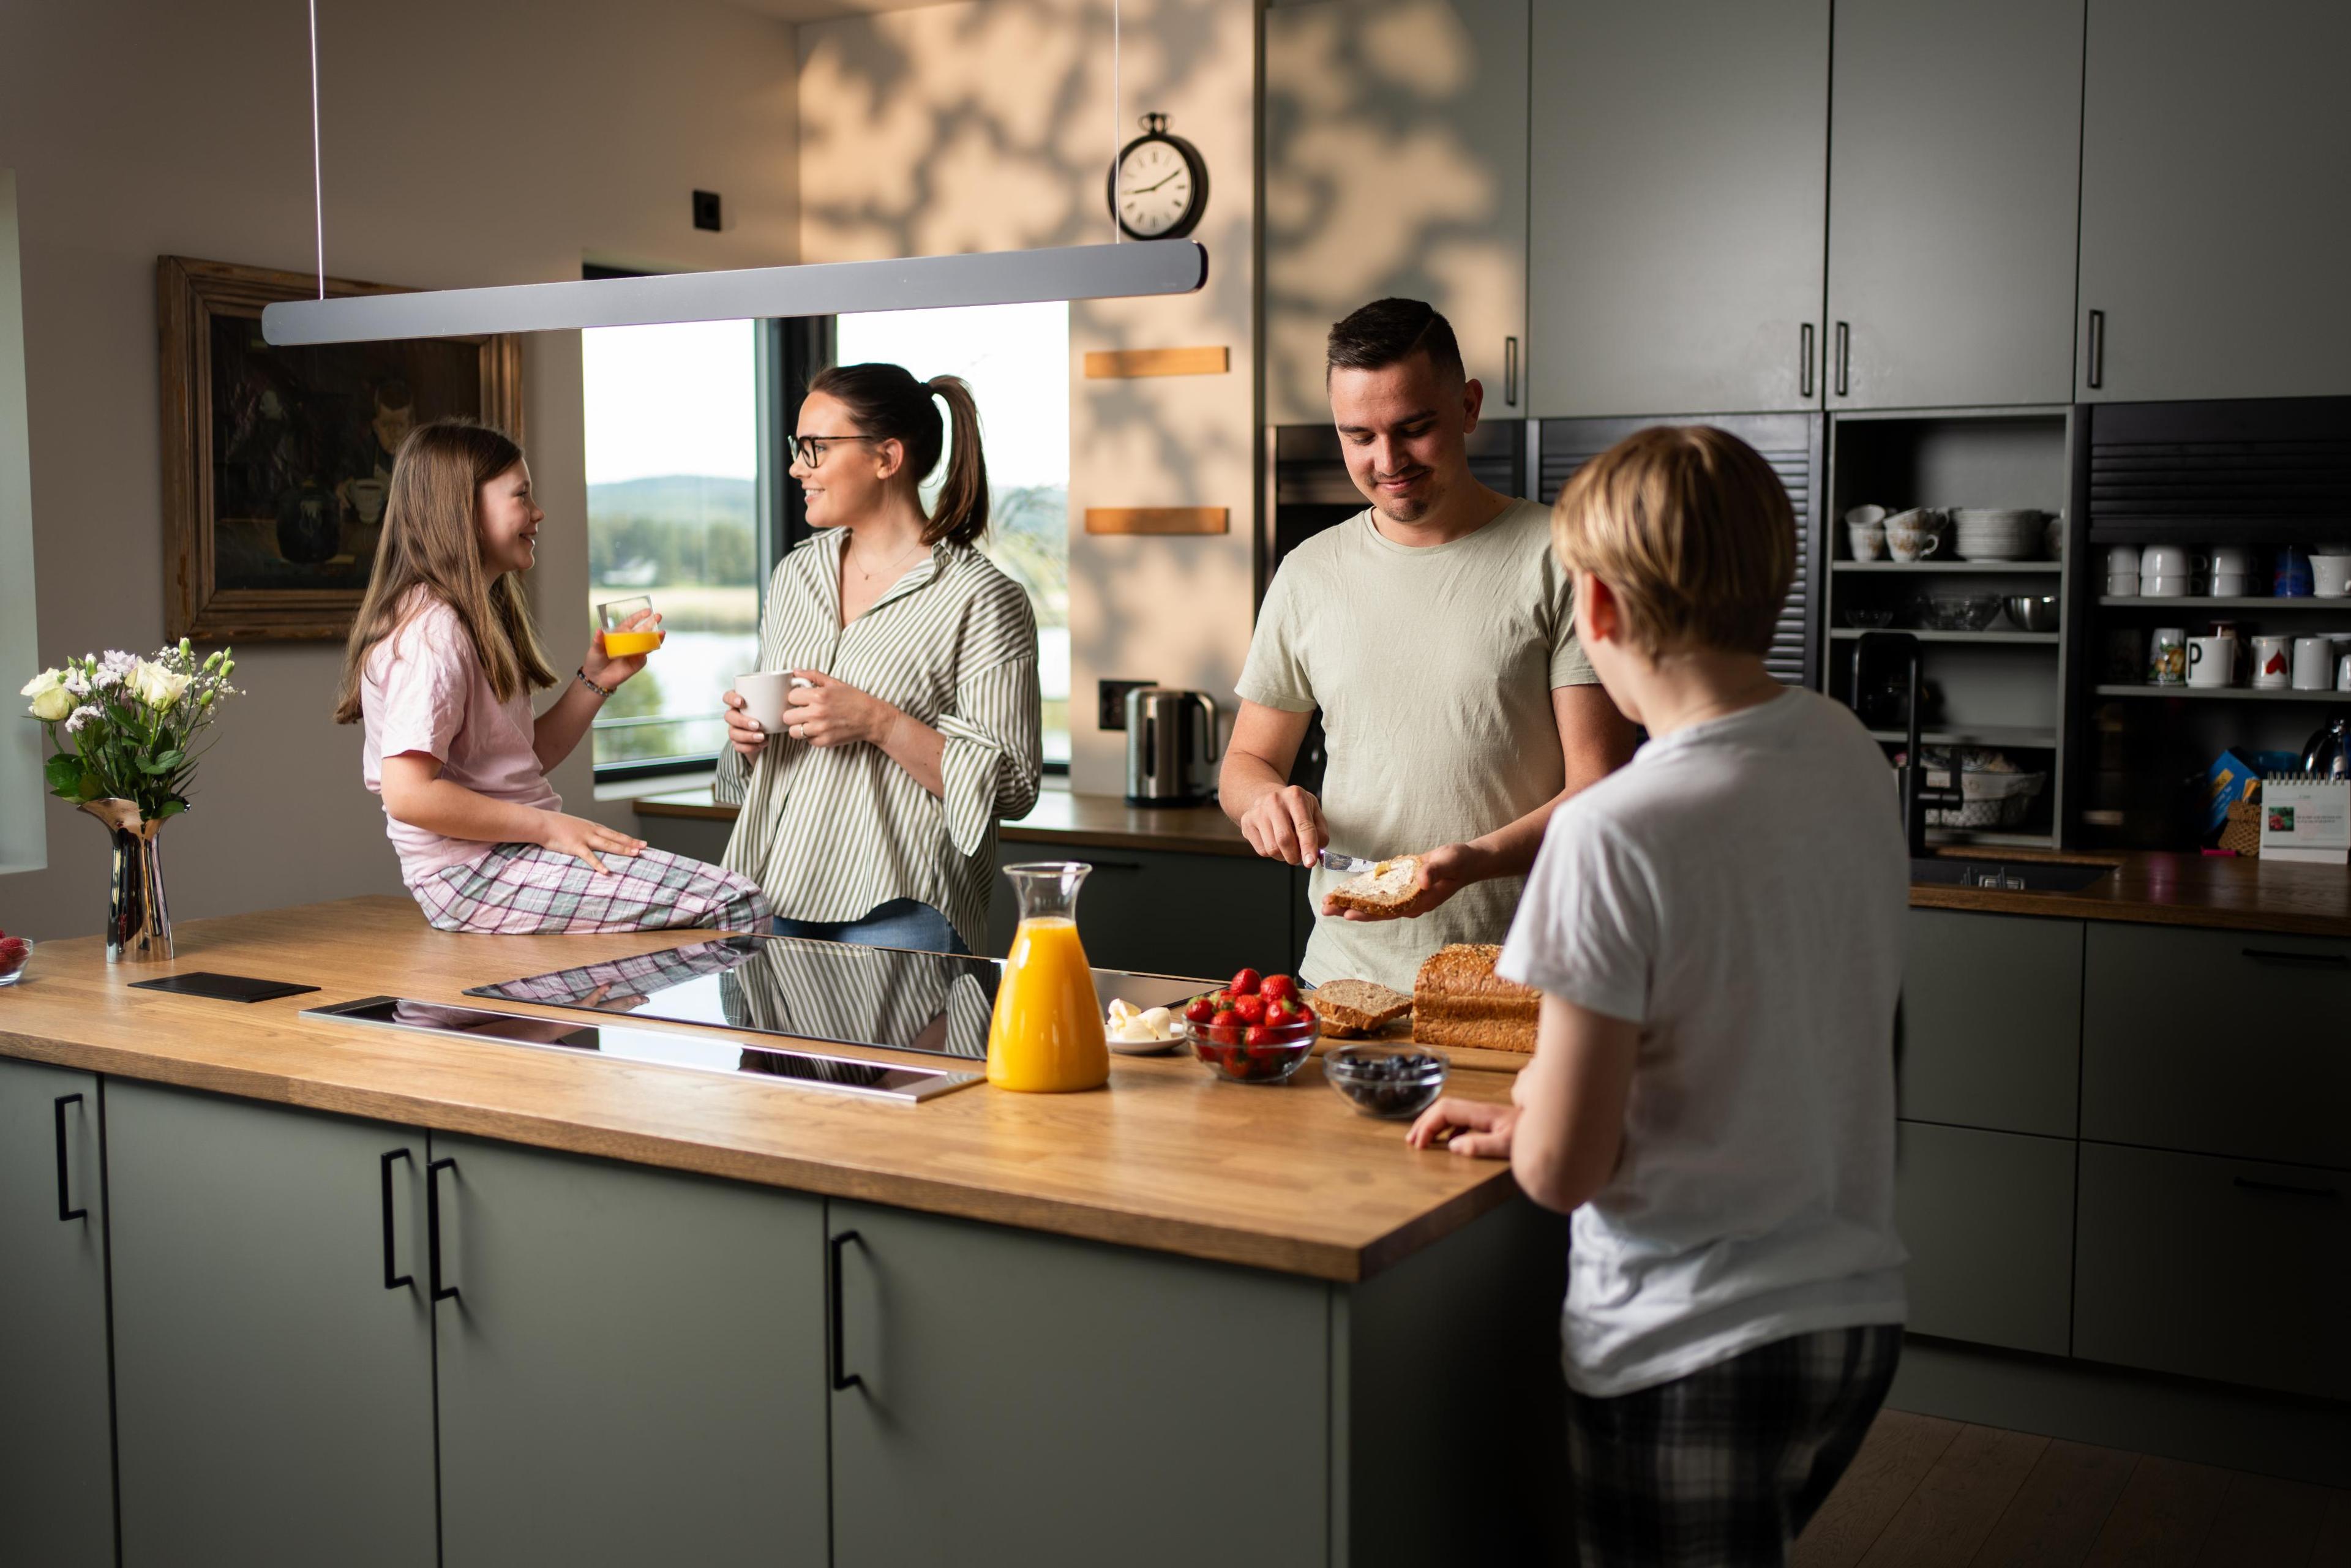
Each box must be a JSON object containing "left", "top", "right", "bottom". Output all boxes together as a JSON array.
[{"left": 1322, "top": 1043, "right": 1449, "bottom": 1120}]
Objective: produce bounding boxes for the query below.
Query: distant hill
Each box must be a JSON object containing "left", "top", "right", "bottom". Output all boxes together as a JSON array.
[{"left": 588, "top": 475, "right": 754, "bottom": 525}]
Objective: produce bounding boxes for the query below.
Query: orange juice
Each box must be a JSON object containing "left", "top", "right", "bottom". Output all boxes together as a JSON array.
[
  {"left": 602, "top": 629, "right": 666, "bottom": 657},
  {"left": 987, "top": 917, "right": 1109, "bottom": 1092}
]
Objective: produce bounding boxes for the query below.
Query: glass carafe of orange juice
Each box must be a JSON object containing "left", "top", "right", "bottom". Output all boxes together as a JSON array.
[{"left": 987, "top": 862, "right": 1109, "bottom": 1093}]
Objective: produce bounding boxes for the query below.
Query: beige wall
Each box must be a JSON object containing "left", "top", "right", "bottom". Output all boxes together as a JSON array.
[
  {"left": 799, "top": 0, "right": 1260, "bottom": 795},
  {"left": 0, "top": 0, "right": 799, "bottom": 938}
]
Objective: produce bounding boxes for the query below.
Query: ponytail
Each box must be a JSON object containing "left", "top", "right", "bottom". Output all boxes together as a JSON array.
[{"left": 805, "top": 362, "right": 991, "bottom": 547}]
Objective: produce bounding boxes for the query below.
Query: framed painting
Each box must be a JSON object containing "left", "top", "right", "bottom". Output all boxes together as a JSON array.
[{"left": 159, "top": 255, "right": 523, "bottom": 641}]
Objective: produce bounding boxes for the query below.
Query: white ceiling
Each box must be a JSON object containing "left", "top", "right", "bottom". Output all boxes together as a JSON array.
[{"left": 716, "top": 0, "right": 956, "bottom": 22}]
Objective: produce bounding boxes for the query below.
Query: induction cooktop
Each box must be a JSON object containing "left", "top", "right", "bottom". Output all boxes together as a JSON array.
[{"left": 464, "top": 935, "right": 1202, "bottom": 1061}]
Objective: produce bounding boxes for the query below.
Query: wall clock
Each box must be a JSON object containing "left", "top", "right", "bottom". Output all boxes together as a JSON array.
[{"left": 1108, "top": 113, "right": 1208, "bottom": 241}]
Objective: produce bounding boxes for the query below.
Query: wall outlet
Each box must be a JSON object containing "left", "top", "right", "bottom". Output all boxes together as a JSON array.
[
  {"left": 1098, "top": 679, "right": 1157, "bottom": 731},
  {"left": 691, "top": 190, "right": 722, "bottom": 231}
]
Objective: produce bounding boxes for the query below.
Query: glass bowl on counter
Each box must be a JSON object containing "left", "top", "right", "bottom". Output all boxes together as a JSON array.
[
  {"left": 1913, "top": 593, "right": 2004, "bottom": 632},
  {"left": 1324, "top": 1043, "right": 1449, "bottom": 1119},
  {"left": 1183, "top": 999, "right": 1319, "bottom": 1086},
  {"left": 0, "top": 937, "right": 30, "bottom": 987}
]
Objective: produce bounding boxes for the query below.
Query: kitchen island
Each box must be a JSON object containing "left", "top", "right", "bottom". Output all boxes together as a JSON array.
[{"left": 0, "top": 898, "right": 1567, "bottom": 1568}]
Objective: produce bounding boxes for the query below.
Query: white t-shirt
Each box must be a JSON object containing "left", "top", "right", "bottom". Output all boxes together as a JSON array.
[{"left": 1499, "top": 687, "right": 1909, "bottom": 1398}]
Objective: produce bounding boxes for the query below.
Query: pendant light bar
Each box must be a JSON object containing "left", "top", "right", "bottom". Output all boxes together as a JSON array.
[{"left": 261, "top": 239, "right": 1208, "bottom": 346}]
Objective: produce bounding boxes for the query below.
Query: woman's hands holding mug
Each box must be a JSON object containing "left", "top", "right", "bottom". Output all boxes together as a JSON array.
[{"left": 724, "top": 670, "right": 894, "bottom": 756}]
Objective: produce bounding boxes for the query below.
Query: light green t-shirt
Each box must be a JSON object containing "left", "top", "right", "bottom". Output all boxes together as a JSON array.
[{"left": 1235, "top": 497, "right": 1599, "bottom": 991}]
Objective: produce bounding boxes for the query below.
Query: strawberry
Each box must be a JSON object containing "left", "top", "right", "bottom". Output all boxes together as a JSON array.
[
  {"left": 1245, "top": 1024, "right": 1275, "bottom": 1047},
  {"left": 1260, "top": 974, "right": 1298, "bottom": 1005},
  {"left": 1183, "top": 997, "right": 1217, "bottom": 1025},
  {"left": 1229, "top": 967, "right": 1262, "bottom": 997},
  {"left": 1232, "top": 995, "right": 1265, "bottom": 1026},
  {"left": 0, "top": 936, "right": 26, "bottom": 959},
  {"left": 1207, "top": 1021, "right": 1243, "bottom": 1046}
]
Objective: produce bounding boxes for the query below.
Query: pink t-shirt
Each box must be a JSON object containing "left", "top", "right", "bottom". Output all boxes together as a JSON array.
[{"left": 361, "top": 593, "right": 561, "bottom": 885}]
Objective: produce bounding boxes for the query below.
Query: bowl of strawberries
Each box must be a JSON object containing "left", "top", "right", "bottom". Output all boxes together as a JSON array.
[
  {"left": 0, "top": 929, "right": 31, "bottom": 988},
  {"left": 1181, "top": 967, "right": 1319, "bottom": 1085}
]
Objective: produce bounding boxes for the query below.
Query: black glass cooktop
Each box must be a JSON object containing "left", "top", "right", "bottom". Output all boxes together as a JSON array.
[{"left": 465, "top": 935, "right": 1201, "bottom": 1061}]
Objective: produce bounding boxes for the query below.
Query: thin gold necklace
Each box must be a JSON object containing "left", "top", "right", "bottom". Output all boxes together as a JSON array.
[{"left": 849, "top": 534, "right": 926, "bottom": 582}]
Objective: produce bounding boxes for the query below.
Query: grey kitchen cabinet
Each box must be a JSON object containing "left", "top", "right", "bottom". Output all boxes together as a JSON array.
[
  {"left": 1894, "top": 1120, "right": 2075, "bottom": 1356},
  {"left": 828, "top": 1198, "right": 1332, "bottom": 1567},
  {"left": 0, "top": 1058, "right": 116, "bottom": 1568},
  {"left": 1528, "top": 0, "right": 1829, "bottom": 418},
  {"left": 431, "top": 1133, "right": 828, "bottom": 1567},
  {"left": 990, "top": 838, "right": 1300, "bottom": 980},
  {"left": 2074, "top": 1141, "right": 2350, "bottom": 1401},
  {"left": 2077, "top": 0, "right": 2351, "bottom": 401},
  {"left": 107, "top": 1081, "right": 439, "bottom": 1567},
  {"left": 1826, "top": 0, "right": 2083, "bottom": 408},
  {"left": 1265, "top": 0, "right": 1529, "bottom": 426},
  {"left": 1902, "top": 909, "right": 2082, "bottom": 1138},
  {"left": 2082, "top": 923, "right": 2351, "bottom": 1171}
]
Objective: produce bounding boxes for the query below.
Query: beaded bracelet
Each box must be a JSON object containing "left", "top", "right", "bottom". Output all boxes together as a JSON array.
[{"left": 576, "top": 666, "right": 617, "bottom": 699}]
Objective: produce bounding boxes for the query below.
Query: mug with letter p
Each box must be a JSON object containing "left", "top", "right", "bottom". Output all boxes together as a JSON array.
[{"left": 2187, "top": 635, "right": 2236, "bottom": 688}]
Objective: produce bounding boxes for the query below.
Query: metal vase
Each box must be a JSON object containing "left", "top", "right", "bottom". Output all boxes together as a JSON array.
[{"left": 78, "top": 799, "right": 173, "bottom": 963}]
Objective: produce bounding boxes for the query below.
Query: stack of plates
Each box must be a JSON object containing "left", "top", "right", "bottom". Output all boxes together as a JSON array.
[{"left": 1951, "top": 508, "right": 2045, "bottom": 561}]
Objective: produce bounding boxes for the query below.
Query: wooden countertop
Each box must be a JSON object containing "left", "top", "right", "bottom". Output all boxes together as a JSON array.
[
  {"left": 0, "top": 898, "right": 1515, "bottom": 1284},
  {"left": 634, "top": 786, "right": 1254, "bottom": 856},
  {"left": 1908, "top": 849, "right": 2351, "bottom": 938}
]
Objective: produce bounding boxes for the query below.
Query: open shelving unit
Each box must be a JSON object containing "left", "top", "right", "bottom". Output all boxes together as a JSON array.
[{"left": 1824, "top": 406, "right": 2075, "bottom": 848}]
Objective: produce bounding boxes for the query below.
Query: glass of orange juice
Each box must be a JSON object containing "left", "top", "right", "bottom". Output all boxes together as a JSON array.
[
  {"left": 597, "top": 595, "right": 665, "bottom": 658},
  {"left": 987, "top": 862, "right": 1109, "bottom": 1092}
]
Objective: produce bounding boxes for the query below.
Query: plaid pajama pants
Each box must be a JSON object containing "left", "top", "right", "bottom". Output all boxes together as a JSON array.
[
  {"left": 1567, "top": 1322, "right": 1902, "bottom": 1568},
  {"left": 410, "top": 842, "right": 771, "bottom": 936}
]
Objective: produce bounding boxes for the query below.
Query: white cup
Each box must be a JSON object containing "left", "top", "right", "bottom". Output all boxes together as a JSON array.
[
  {"left": 2104, "top": 544, "right": 2142, "bottom": 580},
  {"left": 2107, "top": 573, "right": 2139, "bottom": 598},
  {"left": 2293, "top": 636, "right": 2335, "bottom": 690},
  {"left": 2149, "top": 627, "right": 2188, "bottom": 686},
  {"left": 2187, "top": 636, "right": 2235, "bottom": 688},
  {"left": 1847, "top": 522, "right": 1886, "bottom": 561},
  {"left": 732, "top": 671, "right": 795, "bottom": 732},
  {"left": 2251, "top": 634, "right": 2292, "bottom": 689},
  {"left": 1887, "top": 522, "right": 1941, "bottom": 563},
  {"left": 2139, "top": 574, "right": 2195, "bottom": 599},
  {"left": 2211, "top": 573, "right": 2252, "bottom": 596},
  {"left": 2312, "top": 555, "right": 2351, "bottom": 598},
  {"left": 2339, "top": 653, "right": 2351, "bottom": 693}
]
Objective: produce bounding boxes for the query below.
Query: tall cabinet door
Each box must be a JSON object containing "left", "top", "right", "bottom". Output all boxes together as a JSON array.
[
  {"left": 1828, "top": 0, "right": 2084, "bottom": 409},
  {"left": 828, "top": 1200, "right": 1330, "bottom": 1567},
  {"left": 2078, "top": 0, "right": 2351, "bottom": 401},
  {"left": 1528, "top": 0, "right": 1829, "bottom": 418},
  {"left": 1264, "top": 0, "right": 1529, "bottom": 427},
  {"left": 0, "top": 1059, "right": 116, "bottom": 1567},
  {"left": 107, "top": 1082, "right": 438, "bottom": 1566},
  {"left": 431, "top": 1133, "right": 829, "bottom": 1568}
]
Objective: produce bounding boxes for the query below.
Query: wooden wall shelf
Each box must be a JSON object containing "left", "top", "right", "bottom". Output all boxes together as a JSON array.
[
  {"left": 1082, "top": 347, "right": 1229, "bottom": 379},
  {"left": 1083, "top": 507, "right": 1229, "bottom": 536}
]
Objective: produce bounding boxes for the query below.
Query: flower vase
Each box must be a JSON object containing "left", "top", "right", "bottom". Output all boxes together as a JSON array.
[{"left": 79, "top": 799, "right": 172, "bottom": 962}]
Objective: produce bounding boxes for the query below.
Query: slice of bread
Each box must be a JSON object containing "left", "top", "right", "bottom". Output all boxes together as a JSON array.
[
  {"left": 1326, "top": 855, "right": 1423, "bottom": 915},
  {"left": 1306, "top": 978, "right": 1412, "bottom": 1038},
  {"left": 1413, "top": 943, "right": 1539, "bottom": 1053}
]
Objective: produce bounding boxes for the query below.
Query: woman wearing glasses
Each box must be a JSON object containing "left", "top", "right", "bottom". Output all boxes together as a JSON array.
[{"left": 714, "top": 363, "right": 1043, "bottom": 954}]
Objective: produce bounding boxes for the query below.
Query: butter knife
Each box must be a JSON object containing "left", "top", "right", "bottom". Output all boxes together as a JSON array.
[{"left": 1317, "top": 849, "right": 1379, "bottom": 876}]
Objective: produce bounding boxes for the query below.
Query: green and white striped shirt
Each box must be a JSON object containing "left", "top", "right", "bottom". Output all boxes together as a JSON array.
[{"left": 714, "top": 527, "right": 1043, "bottom": 954}]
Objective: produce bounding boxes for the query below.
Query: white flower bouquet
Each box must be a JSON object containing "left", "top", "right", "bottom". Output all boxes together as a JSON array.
[{"left": 20, "top": 640, "right": 242, "bottom": 822}]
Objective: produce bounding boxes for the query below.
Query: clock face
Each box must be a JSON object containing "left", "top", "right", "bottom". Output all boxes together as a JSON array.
[{"left": 1116, "top": 137, "right": 1198, "bottom": 239}]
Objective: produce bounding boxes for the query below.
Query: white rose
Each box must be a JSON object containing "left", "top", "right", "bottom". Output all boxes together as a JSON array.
[
  {"left": 27, "top": 680, "right": 73, "bottom": 722},
  {"left": 129, "top": 659, "right": 193, "bottom": 711},
  {"left": 18, "top": 667, "right": 61, "bottom": 698}
]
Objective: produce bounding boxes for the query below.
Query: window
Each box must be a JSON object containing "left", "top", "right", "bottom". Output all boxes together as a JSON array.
[
  {"left": 581, "top": 319, "right": 760, "bottom": 775},
  {"left": 833, "top": 301, "right": 1071, "bottom": 767}
]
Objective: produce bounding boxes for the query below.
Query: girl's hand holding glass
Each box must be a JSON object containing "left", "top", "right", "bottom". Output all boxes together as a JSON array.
[{"left": 587, "top": 598, "right": 662, "bottom": 688}]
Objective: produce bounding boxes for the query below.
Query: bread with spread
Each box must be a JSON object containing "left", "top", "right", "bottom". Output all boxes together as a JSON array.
[
  {"left": 1412, "top": 943, "right": 1539, "bottom": 1053},
  {"left": 1305, "top": 978, "right": 1412, "bottom": 1038},
  {"left": 1326, "top": 855, "right": 1423, "bottom": 915}
]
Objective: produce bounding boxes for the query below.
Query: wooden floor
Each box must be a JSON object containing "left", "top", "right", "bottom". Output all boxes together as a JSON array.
[{"left": 1794, "top": 1411, "right": 2351, "bottom": 1567}]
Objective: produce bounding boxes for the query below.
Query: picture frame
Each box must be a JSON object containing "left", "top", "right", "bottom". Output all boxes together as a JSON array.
[{"left": 158, "top": 255, "right": 523, "bottom": 642}]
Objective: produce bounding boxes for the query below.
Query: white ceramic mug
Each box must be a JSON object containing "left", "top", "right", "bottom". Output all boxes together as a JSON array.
[
  {"left": 2104, "top": 544, "right": 2141, "bottom": 579},
  {"left": 1887, "top": 524, "right": 1941, "bottom": 563},
  {"left": 2312, "top": 554, "right": 2351, "bottom": 598},
  {"left": 1847, "top": 521, "right": 1886, "bottom": 561},
  {"left": 2149, "top": 627, "right": 2188, "bottom": 686},
  {"left": 2339, "top": 653, "right": 2351, "bottom": 693},
  {"left": 2251, "top": 634, "right": 2293, "bottom": 689},
  {"left": 2293, "top": 636, "right": 2335, "bottom": 691},
  {"left": 2187, "top": 635, "right": 2236, "bottom": 688},
  {"left": 732, "top": 671, "right": 795, "bottom": 732}
]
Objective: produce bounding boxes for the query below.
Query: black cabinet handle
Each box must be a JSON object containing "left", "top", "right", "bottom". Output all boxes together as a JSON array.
[
  {"left": 2238, "top": 947, "right": 2350, "bottom": 970},
  {"left": 380, "top": 1149, "right": 414, "bottom": 1291},
  {"left": 427, "top": 1157, "right": 459, "bottom": 1303},
  {"left": 1503, "top": 336, "right": 1519, "bottom": 407},
  {"left": 2087, "top": 309, "right": 2104, "bottom": 389},
  {"left": 2234, "top": 1176, "right": 2340, "bottom": 1201},
  {"left": 54, "top": 1093, "right": 86, "bottom": 1223},
  {"left": 830, "top": 1230, "right": 863, "bottom": 1392},
  {"left": 1833, "top": 321, "right": 1851, "bottom": 397},
  {"left": 1799, "top": 323, "right": 1815, "bottom": 399}
]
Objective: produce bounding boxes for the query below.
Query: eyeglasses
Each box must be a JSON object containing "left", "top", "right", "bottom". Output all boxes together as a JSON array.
[{"left": 786, "top": 432, "right": 884, "bottom": 468}]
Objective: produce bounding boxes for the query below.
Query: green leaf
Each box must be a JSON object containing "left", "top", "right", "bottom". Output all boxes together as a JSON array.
[
  {"left": 75, "top": 770, "right": 103, "bottom": 801},
  {"left": 154, "top": 799, "right": 188, "bottom": 820},
  {"left": 44, "top": 752, "right": 83, "bottom": 795}
]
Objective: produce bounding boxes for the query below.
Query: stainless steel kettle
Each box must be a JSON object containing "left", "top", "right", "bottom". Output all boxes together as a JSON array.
[
  {"left": 1124, "top": 688, "right": 1222, "bottom": 807},
  {"left": 2300, "top": 716, "right": 2351, "bottom": 781}
]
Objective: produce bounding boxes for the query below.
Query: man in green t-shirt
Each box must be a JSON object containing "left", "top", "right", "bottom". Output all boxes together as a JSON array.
[{"left": 1222, "top": 298, "right": 1637, "bottom": 991}]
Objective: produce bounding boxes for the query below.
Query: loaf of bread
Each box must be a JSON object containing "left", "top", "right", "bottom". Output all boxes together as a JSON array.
[
  {"left": 1305, "top": 978, "right": 1412, "bottom": 1038},
  {"left": 1326, "top": 856, "right": 1422, "bottom": 915},
  {"left": 1412, "top": 943, "right": 1539, "bottom": 1053}
]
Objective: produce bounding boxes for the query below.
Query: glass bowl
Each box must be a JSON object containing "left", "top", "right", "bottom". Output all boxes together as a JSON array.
[
  {"left": 0, "top": 938, "right": 31, "bottom": 988},
  {"left": 1184, "top": 999, "right": 1319, "bottom": 1086},
  {"left": 1324, "top": 1043, "right": 1449, "bottom": 1119},
  {"left": 1841, "top": 606, "right": 1894, "bottom": 629},
  {"left": 1914, "top": 593, "right": 2004, "bottom": 632}
]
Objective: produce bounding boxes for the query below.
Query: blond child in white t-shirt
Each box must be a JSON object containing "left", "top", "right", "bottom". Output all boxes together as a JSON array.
[{"left": 1409, "top": 426, "right": 1909, "bottom": 1568}]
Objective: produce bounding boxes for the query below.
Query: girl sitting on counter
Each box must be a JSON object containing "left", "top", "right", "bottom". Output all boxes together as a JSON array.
[{"left": 333, "top": 419, "right": 770, "bottom": 934}]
